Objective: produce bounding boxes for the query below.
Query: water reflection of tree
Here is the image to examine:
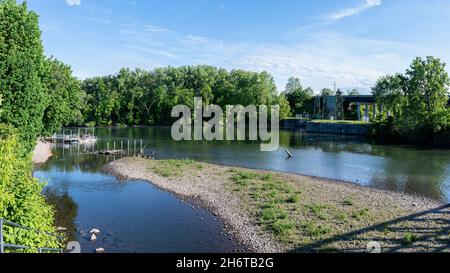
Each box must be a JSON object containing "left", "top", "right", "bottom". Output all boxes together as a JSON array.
[
  {"left": 369, "top": 149, "right": 449, "bottom": 201},
  {"left": 280, "top": 129, "right": 449, "bottom": 201},
  {"left": 44, "top": 189, "right": 78, "bottom": 243}
]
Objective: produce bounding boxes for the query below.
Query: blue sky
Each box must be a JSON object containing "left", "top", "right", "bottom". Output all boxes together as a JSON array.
[{"left": 27, "top": 0, "right": 450, "bottom": 93}]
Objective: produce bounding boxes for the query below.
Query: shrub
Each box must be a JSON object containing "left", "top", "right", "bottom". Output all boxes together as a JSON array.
[{"left": 0, "top": 124, "right": 61, "bottom": 252}]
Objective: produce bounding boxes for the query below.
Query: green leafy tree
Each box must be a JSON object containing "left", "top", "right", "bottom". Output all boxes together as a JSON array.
[
  {"left": 276, "top": 94, "right": 291, "bottom": 119},
  {"left": 283, "top": 77, "right": 314, "bottom": 115},
  {"left": 320, "top": 88, "right": 334, "bottom": 97},
  {"left": 403, "top": 56, "right": 450, "bottom": 137},
  {"left": 347, "top": 89, "right": 360, "bottom": 96},
  {"left": 0, "top": 0, "right": 48, "bottom": 151},
  {"left": 41, "top": 58, "right": 84, "bottom": 135},
  {"left": 372, "top": 56, "right": 450, "bottom": 143},
  {"left": 372, "top": 74, "right": 405, "bottom": 119}
]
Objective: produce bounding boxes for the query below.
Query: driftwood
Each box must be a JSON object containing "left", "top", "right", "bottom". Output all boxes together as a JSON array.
[{"left": 283, "top": 146, "right": 293, "bottom": 158}]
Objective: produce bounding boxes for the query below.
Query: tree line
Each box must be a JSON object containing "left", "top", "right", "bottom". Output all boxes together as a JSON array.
[
  {"left": 81, "top": 66, "right": 291, "bottom": 126},
  {"left": 371, "top": 56, "right": 450, "bottom": 145}
]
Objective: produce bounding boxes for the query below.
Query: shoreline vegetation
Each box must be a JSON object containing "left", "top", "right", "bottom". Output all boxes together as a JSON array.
[{"left": 105, "top": 157, "right": 448, "bottom": 253}]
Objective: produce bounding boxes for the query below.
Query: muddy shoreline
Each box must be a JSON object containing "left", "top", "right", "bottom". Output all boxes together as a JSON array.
[{"left": 104, "top": 157, "right": 447, "bottom": 253}]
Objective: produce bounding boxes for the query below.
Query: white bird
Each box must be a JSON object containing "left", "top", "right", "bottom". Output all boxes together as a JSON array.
[
  {"left": 90, "top": 233, "right": 97, "bottom": 241},
  {"left": 89, "top": 228, "right": 100, "bottom": 234}
]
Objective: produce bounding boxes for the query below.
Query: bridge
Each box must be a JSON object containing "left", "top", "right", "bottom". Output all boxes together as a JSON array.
[{"left": 319, "top": 95, "right": 377, "bottom": 121}]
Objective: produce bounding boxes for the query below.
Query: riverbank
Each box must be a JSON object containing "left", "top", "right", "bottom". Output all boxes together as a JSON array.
[
  {"left": 32, "top": 140, "right": 53, "bottom": 164},
  {"left": 105, "top": 158, "right": 448, "bottom": 253}
]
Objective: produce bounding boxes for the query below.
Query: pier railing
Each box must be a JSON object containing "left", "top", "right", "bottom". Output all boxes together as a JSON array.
[{"left": 0, "top": 219, "right": 64, "bottom": 253}]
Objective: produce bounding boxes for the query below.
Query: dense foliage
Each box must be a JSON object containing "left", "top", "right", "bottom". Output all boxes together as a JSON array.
[
  {"left": 282, "top": 77, "right": 314, "bottom": 115},
  {"left": 0, "top": 0, "right": 72, "bottom": 251},
  {"left": 0, "top": 125, "right": 61, "bottom": 251},
  {"left": 371, "top": 56, "right": 450, "bottom": 144},
  {"left": 41, "top": 58, "right": 85, "bottom": 135},
  {"left": 0, "top": 0, "right": 48, "bottom": 151},
  {"left": 82, "top": 66, "right": 291, "bottom": 126},
  {"left": 0, "top": 0, "right": 84, "bottom": 151}
]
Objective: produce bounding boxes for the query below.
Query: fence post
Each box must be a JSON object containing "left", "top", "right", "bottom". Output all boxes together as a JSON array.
[{"left": 0, "top": 219, "right": 4, "bottom": 253}]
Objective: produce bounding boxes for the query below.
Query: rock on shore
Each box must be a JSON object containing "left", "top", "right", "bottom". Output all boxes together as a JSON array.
[{"left": 32, "top": 140, "right": 53, "bottom": 164}]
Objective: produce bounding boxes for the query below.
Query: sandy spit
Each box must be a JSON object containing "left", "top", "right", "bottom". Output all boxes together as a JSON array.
[
  {"left": 32, "top": 140, "right": 53, "bottom": 164},
  {"left": 104, "top": 157, "right": 447, "bottom": 253}
]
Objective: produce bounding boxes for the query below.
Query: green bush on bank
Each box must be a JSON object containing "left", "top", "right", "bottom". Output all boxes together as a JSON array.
[{"left": 0, "top": 124, "right": 61, "bottom": 252}]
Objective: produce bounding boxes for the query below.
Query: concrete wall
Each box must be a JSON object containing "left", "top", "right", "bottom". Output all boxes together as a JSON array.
[
  {"left": 306, "top": 122, "right": 369, "bottom": 136},
  {"left": 280, "top": 119, "right": 308, "bottom": 128}
]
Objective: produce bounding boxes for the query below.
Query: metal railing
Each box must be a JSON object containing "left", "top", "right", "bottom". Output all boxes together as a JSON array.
[{"left": 0, "top": 219, "right": 64, "bottom": 253}]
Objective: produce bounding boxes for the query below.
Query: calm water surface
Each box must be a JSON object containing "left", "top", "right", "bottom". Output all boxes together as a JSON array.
[{"left": 34, "top": 126, "right": 450, "bottom": 252}]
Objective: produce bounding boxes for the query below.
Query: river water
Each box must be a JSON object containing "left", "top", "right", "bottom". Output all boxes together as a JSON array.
[{"left": 34, "top": 126, "right": 450, "bottom": 252}]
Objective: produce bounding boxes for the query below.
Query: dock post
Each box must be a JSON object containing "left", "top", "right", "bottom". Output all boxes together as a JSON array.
[
  {"left": 121, "top": 141, "right": 123, "bottom": 152},
  {"left": 0, "top": 219, "right": 4, "bottom": 253},
  {"left": 127, "top": 140, "right": 130, "bottom": 155},
  {"left": 114, "top": 141, "right": 116, "bottom": 151},
  {"left": 134, "top": 140, "right": 136, "bottom": 156},
  {"left": 107, "top": 142, "right": 109, "bottom": 152},
  {"left": 140, "top": 139, "right": 143, "bottom": 153}
]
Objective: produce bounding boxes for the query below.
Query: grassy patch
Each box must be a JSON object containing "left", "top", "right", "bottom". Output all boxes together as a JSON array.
[
  {"left": 305, "top": 204, "right": 329, "bottom": 220},
  {"left": 403, "top": 233, "right": 418, "bottom": 245},
  {"left": 342, "top": 197, "right": 354, "bottom": 206},
  {"left": 304, "top": 223, "right": 333, "bottom": 237},
  {"left": 352, "top": 208, "right": 371, "bottom": 220},
  {"left": 286, "top": 194, "right": 301, "bottom": 204},
  {"left": 229, "top": 170, "right": 299, "bottom": 241},
  {"left": 151, "top": 159, "right": 203, "bottom": 177}
]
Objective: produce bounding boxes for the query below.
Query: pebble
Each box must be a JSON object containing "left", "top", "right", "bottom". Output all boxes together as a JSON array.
[{"left": 95, "top": 248, "right": 105, "bottom": 253}]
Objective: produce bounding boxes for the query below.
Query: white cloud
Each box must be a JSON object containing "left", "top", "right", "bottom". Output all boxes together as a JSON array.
[
  {"left": 115, "top": 24, "right": 426, "bottom": 93},
  {"left": 326, "top": 0, "right": 381, "bottom": 21},
  {"left": 66, "top": 0, "right": 81, "bottom": 6},
  {"left": 144, "top": 25, "right": 171, "bottom": 33}
]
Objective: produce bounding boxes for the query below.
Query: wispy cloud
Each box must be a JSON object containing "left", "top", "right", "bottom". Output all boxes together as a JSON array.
[
  {"left": 66, "top": 0, "right": 81, "bottom": 6},
  {"left": 326, "top": 0, "right": 381, "bottom": 21},
  {"left": 144, "top": 24, "right": 172, "bottom": 33},
  {"left": 114, "top": 23, "right": 423, "bottom": 93}
]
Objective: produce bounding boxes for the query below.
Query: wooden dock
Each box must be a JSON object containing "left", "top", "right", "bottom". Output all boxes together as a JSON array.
[
  {"left": 98, "top": 150, "right": 125, "bottom": 155},
  {"left": 45, "top": 128, "right": 97, "bottom": 144}
]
